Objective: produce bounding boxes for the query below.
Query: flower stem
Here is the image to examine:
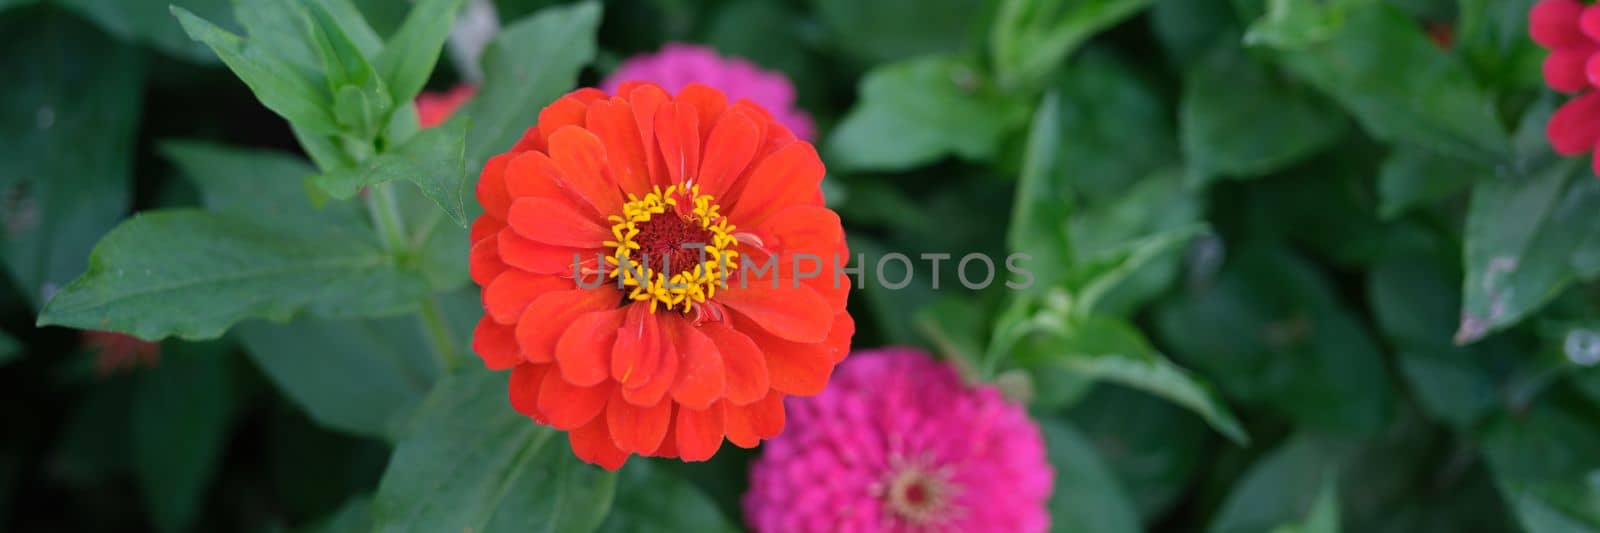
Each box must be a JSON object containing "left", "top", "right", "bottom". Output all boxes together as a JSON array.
[
  {"left": 366, "top": 183, "right": 409, "bottom": 254},
  {"left": 418, "top": 295, "right": 462, "bottom": 374}
]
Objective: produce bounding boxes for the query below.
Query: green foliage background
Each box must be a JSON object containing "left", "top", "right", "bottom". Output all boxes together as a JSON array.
[{"left": 2, "top": 0, "right": 1599, "bottom": 531}]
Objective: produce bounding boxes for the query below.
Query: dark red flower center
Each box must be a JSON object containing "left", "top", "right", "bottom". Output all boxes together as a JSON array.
[
  {"left": 632, "top": 213, "right": 714, "bottom": 277},
  {"left": 884, "top": 465, "right": 953, "bottom": 524}
]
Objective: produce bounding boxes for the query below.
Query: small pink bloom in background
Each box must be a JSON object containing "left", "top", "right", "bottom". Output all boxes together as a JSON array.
[
  {"left": 416, "top": 85, "right": 477, "bottom": 128},
  {"left": 744, "top": 347, "right": 1053, "bottom": 533},
  {"left": 1533, "top": 0, "right": 1600, "bottom": 177},
  {"left": 84, "top": 331, "right": 159, "bottom": 377},
  {"left": 603, "top": 43, "right": 815, "bottom": 141}
]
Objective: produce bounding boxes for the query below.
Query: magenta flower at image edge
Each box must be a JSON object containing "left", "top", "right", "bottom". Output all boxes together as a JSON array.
[
  {"left": 1533, "top": 0, "right": 1600, "bottom": 177},
  {"left": 602, "top": 43, "right": 816, "bottom": 141},
  {"left": 744, "top": 348, "right": 1054, "bottom": 533}
]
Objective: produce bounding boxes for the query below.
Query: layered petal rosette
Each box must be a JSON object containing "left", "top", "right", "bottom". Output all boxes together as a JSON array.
[{"left": 469, "top": 82, "right": 853, "bottom": 469}]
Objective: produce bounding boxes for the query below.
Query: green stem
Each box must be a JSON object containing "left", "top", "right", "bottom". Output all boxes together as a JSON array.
[
  {"left": 366, "top": 182, "right": 409, "bottom": 254},
  {"left": 418, "top": 295, "right": 462, "bottom": 374}
]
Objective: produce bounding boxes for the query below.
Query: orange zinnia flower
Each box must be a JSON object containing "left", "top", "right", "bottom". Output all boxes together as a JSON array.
[{"left": 469, "top": 82, "right": 853, "bottom": 470}]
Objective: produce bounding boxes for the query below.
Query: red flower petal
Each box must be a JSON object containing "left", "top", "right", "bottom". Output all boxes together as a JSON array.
[
  {"left": 556, "top": 309, "right": 625, "bottom": 387},
  {"left": 468, "top": 237, "right": 508, "bottom": 286},
  {"left": 696, "top": 108, "right": 761, "bottom": 199},
  {"left": 723, "top": 392, "right": 785, "bottom": 448},
  {"left": 670, "top": 321, "right": 727, "bottom": 410},
  {"left": 482, "top": 269, "right": 568, "bottom": 324},
  {"left": 620, "top": 314, "right": 680, "bottom": 407},
  {"left": 674, "top": 404, "right": 726, "bottom": 462},
  {"left": 1589, "top": 51, "right": 1600, "bottom": 89},
  {"left": 548, "top": 126, "right": 624, "bottom": 216},
  {"left": 472, "top": 315, "right": 522, "bottom": 370},
  {"left": 718, "top": 282, "right": 833, "bottom": 343},
  {"left": 701, "top": 323, "right": 770, "bottom": 405},
  {"left": 536, "top": 89, "right": 607, "bottom": 150},
  {"left": 503, "top": 151, "right": 565, "bottom": 200},
  {"left": 569, "top": 415, "right": 629, "bottom": 470},
  {"left": 497, "top": 230, "right": 594, "bottom": 275},
  {"left": 655, "top": 101, "right": 702, "bottom": 186},
  {"left": 507, "top": 197, "right": 610, "bottom": 248},
  {"left": 509, "top": 363, "right": 551, "bottom": 423},
  {"left": 470, "top": 216, "right": 506, "bottom": 245},
  {"left": 612, "top": 304, "right": 663, "bottom": 388},
  {"left": 676, "top": 83, "right": 727, "bottom": 142},
  {"left": 537, "top": 372, "right": 612, "bottom": 430},
  {"left": 605, "top": 390, "right": 671, "bottom": 455},
  {"left": 627, "top": 83, "right": 672, "bottom": 187},
  {"left": 515, "top": 289, "right": 618, "bottom": 363},
  {"left": 1548, "top": 91, "right": 1600, "bottom": 155},
  {"left": 1547, "top": 45, "right": 1598, "bottom": 93},
  {"left": 734, "top": 312, "right": 853, "bottom": 396},
  {"left": 725, "top": 142, "right": 825, "bottom": 227},
  {"left": 1533, "top": 0, "right": 1590, "bottom": 48},
  {"left": 476, "top": 153, "right": 515, "bottom": 221},
  {"left": 586, "top": 98, "right": 654, "bottom": 194}
]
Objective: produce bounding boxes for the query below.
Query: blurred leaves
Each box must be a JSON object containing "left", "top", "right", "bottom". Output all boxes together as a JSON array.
[
  {"left": 373, "top": 368, "right": 617, "bottom": 533},
  {"left": 810, "top": 0, "right": 986, "bottom": 63},
  {"left": 132, "top": 340, "right": 239, "bottom": 533},
  {"left": 829, "top": 56, "right": 1029, "bottom": 171},
  {"left": 989, "top": 0, "right": 1155, "bottom": 90},
  {"left": 1181, "top": 40, "right": 1345, "bottom": 183},
  {"left": 1247, "top": 0, "right": 1510, "bottom": 164},
  {"left": 460, "top": 1, "right": 600, "bottom": 169},
  {"left": 0, "top": 10, "right": 141, "bottom": 310},
  {"left": 58, "top": 0, "right": 230, "bottom": 63},
  {"left": 596, "top": 461, "right": 738, "bottom": 533},
  {"left": 1155, "top": 246, "right": 1392, "bottom": 435},
  {"left": 1040, "top": 419, "right": 1143, "bottom": 533}
]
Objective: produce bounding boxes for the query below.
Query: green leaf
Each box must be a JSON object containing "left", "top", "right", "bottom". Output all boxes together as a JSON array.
[
  {"left": 989, "top": 0, "right": 1156, "bottom": 89},
  {"left": 828, "top": 55, "right": 1030, "bottom": 171},
  {"left": 914, "top": 296, "right": 989, "bottom": 371},
  {"left": 300, "top": 0, "right": 392, "bottom": 135},
  {"left": 1154, "top": 246, "right": 1392, "bottom": 435},
  {"left": 1067, "top": 223, "right": 1207, "bottom": 320},
  {"left": 172, "top": 4, "right": 342, "bottom": 134},
  {"left": 373, "top": 368, "right": 617, "bottom": 533},
  {"left": 318, "top": 119, "right": 470, "bottom": 226},
  {"left": 1376, "top": 145, "right": 1491, "bottom": 219},
  {"left": 1458, "top": 159, "right": 1600, "bottom": 344},
  {"left": 374, "top": 0, "right": 466, "bottom": 105},
  {"left": 36, "top": 209, "right": 427, "bottom": 340},
  {"left": 1483, "top": 406, "right": 1600, "bottom": 533},
  {"left": 0, "top": 11, "right": 142, "bottom": 310},
  {"left": 1067, "top": 171, "right": 1202, "bottom": 316},
  {"left": 1209, "top": 435, "right": 1339, "bottom": 533},
  {"left": 1246, "top": 0, "right": 1510, "bottom": 164},
  {"left": 1181, "top": 40, "right": 1346, "bottom": 183},
  {"left": 0, "top": 329, "right": 19, "bottom": 367},
  {"left": 1268, "top": 475, "right": 1340, "bottom": 533},
  {"left": 303, "top": 495, "right": 374, "bottom": 533},
  {"left": 1051, "top": 49, "right": 1177, "bottom": 204},
  {"left": 596, "top": 461, "right": 738, "bottom": 533},
  {"left": 1150, "top": 0, "right": 1238, "bottom": 65},
  {"left": 1039, "top": 418, "right": 1144, "bottom": 533},
  {"left": 159, "top": 141, "right": 331, "bottom": 222},
  {"left": 1070, "top": 385, "right": 1210, "bottom": 520},
  {"left": 461, "top": 1, "right": 601, "bottom": 169},
  {"left": 810, "top": 0, "right": 986, "bottom": 63},
  {"left": 132, "top": 340, "right": 239, "bottom": 533},
  {"left": 56, "top": 0, "right": 230, "bottom": 63},
  {"left": 1457, "top": 0, "right": 1543, "bottom": 91},
  {"left": 236, "top": 315, "right": 437, "bottom": 439},
  {"left": 1007, "top": 91, "right": 1071, "bottom": 295},
  {"left": 1039, "top": 316, "right": 1248, "bottom": 444}
]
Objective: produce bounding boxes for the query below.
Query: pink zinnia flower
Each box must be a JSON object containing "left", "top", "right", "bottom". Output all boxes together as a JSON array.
[
  {"left": 415, "top": 84, "right": 476, "bottom": 128},
  {"left": 744, "top": 348, "right": 1053, "bottom": 532},
  {"left": 1533, "top": 0, "right": 1600, "bottom": 177},
  {"left": 602, "top": 43, "right": 815, "bottom": 141}
]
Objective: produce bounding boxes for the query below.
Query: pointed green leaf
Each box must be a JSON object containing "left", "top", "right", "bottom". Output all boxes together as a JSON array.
[
  {"left": 172, "top": 5, "right": 341, "bottom": 134},
  {"left": 374, "top": 0, "right": 467, "bottom": 104},
  {"left": 990, "top": 0, "right": 1156, "bottom": 89},
  {"left": 829, "top": 56, "right": 1030, "bottom": 171},
  {"left": 1007, "top": 91, "right": 1071, "bottom": 294}
]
